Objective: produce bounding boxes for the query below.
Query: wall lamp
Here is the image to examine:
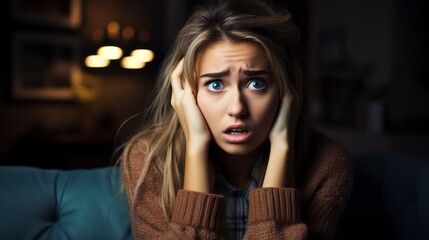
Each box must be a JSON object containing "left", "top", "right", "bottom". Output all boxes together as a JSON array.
[{"left": 85, "top": 21, "right": 154, "bottom": 69}]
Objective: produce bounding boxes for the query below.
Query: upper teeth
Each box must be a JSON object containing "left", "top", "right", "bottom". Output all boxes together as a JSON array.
[{"left": 228, "top": 129, "right": 246, "bottom": 134}]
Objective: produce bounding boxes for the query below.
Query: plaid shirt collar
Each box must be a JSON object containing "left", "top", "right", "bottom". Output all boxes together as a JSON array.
[
  {"left": 216, "top": 163, "right": 260, "bottom": 195},
  {"left": 215, "top": 161, "right": 262, "bottom": 240}
]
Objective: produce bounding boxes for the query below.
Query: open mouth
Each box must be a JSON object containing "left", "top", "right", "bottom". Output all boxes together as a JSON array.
[
  {"left": 225, "top": 129, "right": 248, "bottom": 135},
  {"left": 223, "top": 125, "right": 251, "bottom": 143}
]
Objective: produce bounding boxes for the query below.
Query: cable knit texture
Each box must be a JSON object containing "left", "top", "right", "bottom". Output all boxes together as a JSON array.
[{"left": 121, "top": 131, "right": 353, "bottom": 239}]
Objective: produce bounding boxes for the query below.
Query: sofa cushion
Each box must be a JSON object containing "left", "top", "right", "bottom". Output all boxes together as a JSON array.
[{"left": 0, "top": 166, "right": 132, "bottom": 240}]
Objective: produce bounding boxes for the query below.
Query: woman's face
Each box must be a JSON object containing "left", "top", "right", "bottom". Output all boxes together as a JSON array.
[{"left": 196, "top": 40, "right": 280, "bottom": 155}]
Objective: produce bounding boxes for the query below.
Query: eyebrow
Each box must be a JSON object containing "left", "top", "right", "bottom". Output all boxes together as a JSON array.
[
  {"left": 200, "top": 70, "right": 229, "bottom": 78},
  {"left": 242, "top": 69, "right": 271, "bottom": 76},
  {"left": 199, "top": 69, "right": 270, "bottom": 78}
]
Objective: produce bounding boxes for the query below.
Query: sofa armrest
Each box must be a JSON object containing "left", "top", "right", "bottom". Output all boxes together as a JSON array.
[{"left": 0, "top": 166, "right": 132, "bottom": 240}]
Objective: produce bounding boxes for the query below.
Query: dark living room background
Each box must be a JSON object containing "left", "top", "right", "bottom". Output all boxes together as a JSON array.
[{"left": 0, "top": 0, "right": 428, "bottom": 169}]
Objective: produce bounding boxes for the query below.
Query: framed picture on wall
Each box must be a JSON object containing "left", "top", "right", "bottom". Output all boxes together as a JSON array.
[
  {"left": 11, "top": 0, "right": 82, "bottom": 29},
  {"left": 12, "top": 31, "right": 81, "bottom": 101}
]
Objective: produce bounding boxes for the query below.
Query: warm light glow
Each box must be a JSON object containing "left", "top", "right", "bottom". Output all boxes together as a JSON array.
[
  {"left": 122, "top": 26, "right": 135, "bottom": 40},
  {"left": 85, "top": 55, "right": 109, "bottom": 68},
  {"left": 121, "top": 56, "right": 146, "bottom": 69},
  {"left": 138, "top": 30, "right": 151, "bottom": 42},
  {"left": 107, "top": 21, "right": 120, "bottom": 39},
  {"left": 92, "top": 28, "right": 104, "bottom": 41},
  {"left": 97, "top": 46, "right": 123, "bottom": 60},
  {"left": 131, "top": 49, "right": 155, "bottom": 62},
  {"left": 73, "top": 72, "right": 101, "bottom": 102}
]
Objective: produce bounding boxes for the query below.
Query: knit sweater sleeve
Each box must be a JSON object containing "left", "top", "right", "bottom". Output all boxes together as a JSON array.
[
  {"left": 244, "top": 137, "right": 353, "bottom": 240},
  {"left": 120, "top": 140, "right": 226, "bottom": 239},
  {"left": 244, "top": 188, "right": 309, "bottom": 239}
]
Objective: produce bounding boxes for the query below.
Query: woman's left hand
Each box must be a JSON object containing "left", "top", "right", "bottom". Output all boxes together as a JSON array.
[
  {"left": 269, "top": 93, "right": 301, "bottom": 150},
  {"left": 264, "top": 92, "right": 302, "bottom": 188}
]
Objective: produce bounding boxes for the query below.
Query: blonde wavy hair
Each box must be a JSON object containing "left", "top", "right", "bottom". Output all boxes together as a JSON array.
[{"left": 119, "top": 0, "right": 309, "bottom": 217}]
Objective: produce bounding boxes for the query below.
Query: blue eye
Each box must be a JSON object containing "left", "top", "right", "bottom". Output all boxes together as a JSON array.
[
  {"left": 247, "top": 79, "right": 266, "bottom": 90},
  {"left": 207, "top": 81, "right": 224, "bottom": 92}
]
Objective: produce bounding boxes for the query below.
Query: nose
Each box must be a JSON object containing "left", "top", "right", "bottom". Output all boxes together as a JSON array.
[{"left": 227, "top": 88, "right": 248, "bottom": 118}]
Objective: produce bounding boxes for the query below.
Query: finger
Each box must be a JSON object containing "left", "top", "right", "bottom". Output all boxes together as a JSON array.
[
  {"left": 183, "top": 77, "right": 194, "bottom": 95},
  {"left": 170, "top": 60, "right": 184, "bottom": 108},
  {"left": 171, "top": 59, "right": 184, "bottom": 91}
]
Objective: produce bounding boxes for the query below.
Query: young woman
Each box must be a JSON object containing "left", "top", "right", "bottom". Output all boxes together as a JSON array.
[{"left": 120, "top": 0, "right": 353, "bottom": 239}]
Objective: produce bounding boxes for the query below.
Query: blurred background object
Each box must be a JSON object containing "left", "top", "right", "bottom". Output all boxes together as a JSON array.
[
  {"left": 0, "top": 0, "right": 428, "bottom": 169},
  {"left": 1, "top": 0, "right": 175, "bottom": 168},
  {"left": 307, "top": 0, "right": 429, "bottom": 157}
]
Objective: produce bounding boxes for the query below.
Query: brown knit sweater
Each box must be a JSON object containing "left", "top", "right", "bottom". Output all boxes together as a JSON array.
[{"left": 121, "top": 131, "right": 353, "bottom": 239}]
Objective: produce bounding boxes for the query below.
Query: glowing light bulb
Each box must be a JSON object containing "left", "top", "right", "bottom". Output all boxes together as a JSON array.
[
  {"left": 97, "top": 46, "right": 123, "bottom": 60},
  {"left": 121, "top": 56, "right": 146, "bottom": 69},
  {"left": 85, "top": 55, "right": 109, "bottom": 68},
  {"left": 131, "top": 49, "right": 155, "bottom": 62},
  {"left": 122, "top": 26, "right": 135, "bottom": 40},
  {"left": 108, "top": 21, "right": 120, "bottom": 39}
]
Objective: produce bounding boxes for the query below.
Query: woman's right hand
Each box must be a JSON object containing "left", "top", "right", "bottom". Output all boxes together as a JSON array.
[{"left": 170, "top": 59, "right": 211, "bottom": 192}]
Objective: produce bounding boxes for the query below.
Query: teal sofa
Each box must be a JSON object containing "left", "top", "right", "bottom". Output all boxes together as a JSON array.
[{"left": 0, "top": 166, "right": 132, "bottom": 240}]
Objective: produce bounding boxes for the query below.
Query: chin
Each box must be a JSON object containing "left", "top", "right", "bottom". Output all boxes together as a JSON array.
[{"left": 217, "top": 142, "right": 260, "bottom": 156}]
